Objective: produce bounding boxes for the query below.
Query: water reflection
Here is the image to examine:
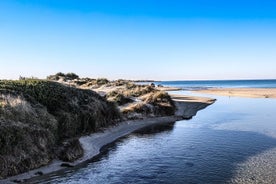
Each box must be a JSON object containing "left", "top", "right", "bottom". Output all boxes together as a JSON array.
[
  {"left": 27, "top": 93, "right": 276, "bottom": 184},
  {"left": 34, "top": 127, "right": 276, "bottom": 184},
  {"left": 133, "top": 122, "right": 176, "bottom": 135}
]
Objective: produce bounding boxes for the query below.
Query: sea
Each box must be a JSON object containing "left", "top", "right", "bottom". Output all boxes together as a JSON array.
[
  {"left": 28, "top": 80, "right": 276, "bottom": 184},
  {"left": 155, "top": 79, "right": 276, "bottom": 89}
]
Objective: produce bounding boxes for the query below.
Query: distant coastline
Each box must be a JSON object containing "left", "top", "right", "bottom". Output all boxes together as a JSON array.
[
  {"left": 152, "top": 79, "right": 276, "bottom": 90},
  {"left": 133, "top": 80, "right": 159, "bottom": 82}
]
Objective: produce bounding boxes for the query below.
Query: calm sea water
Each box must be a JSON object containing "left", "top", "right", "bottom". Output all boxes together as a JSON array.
[
  {"left": 155, "top": 79, "right": 276, "bottom": 89},
  {"left": 28, "top": 81, "right": 276, "bottom": 184}
]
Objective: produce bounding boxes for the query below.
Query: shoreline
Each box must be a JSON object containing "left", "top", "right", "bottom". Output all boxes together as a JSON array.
[
  {"left": 1, "top": 95, "right": 215, "bottom": 184},
  {"left": 192, "top": 88, "right": 276, "bottom": 98}
]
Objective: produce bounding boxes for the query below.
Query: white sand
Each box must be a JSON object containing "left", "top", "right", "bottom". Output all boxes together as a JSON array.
[{"left": 193, "top": 88, "right": 276, "bottom": 98}]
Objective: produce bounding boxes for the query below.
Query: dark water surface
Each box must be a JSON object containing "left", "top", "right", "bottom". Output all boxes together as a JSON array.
[{"left": 32, "top": 91, "right": 276, "bottom": 184}]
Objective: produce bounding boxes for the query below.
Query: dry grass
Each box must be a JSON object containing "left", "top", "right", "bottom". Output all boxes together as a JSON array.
[
  {"left": 140, "top": 91, "right": 172, "bottom": 104},
  {"left": 106, "top": 84, "right": 156, "bottom": 99},
  {"left": 121, "top": 102, "right": 152, "bottom": 114},
  {"left": 0, "top": 92, "right": 58, "bottom": 131},
  {"left": 106, "top": 91, "right": 134, "bottom": 106},
  {"left": 0, "top": 94, "right": 32, "bottom": 112},
  {"left": 0, "top": 92, "right": 58, "bottom": 178},
  {"left": 121, "top": 91, "right": 176, "bottom": 118},
  {"left": 140, "top": 91, "right": 176, "bottom": 116},
  {"left": 0, "top": 80, "right": 121, "bottom": 139},
  {"left": 46, "top": 73, "right": 177, "bottom": 119},
  {"left": 122, "top": 85, "right": 156, "bottom": 97},
  {"left": 106, "top": 84, "right": 176, "bottom": 118},
  {"left": 0, "top": 79, "right": 122, "bottom": 178}
]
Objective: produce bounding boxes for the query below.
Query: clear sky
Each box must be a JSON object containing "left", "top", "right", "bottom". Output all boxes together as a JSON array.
[{"left": 1, "top": 0, "right": 276, "bottom": 80}]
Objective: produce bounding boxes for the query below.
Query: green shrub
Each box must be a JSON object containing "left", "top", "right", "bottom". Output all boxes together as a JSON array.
[
  {"left": 0, "top": 78, "right": 125, "bottom": 178},
  {"left": 66, "top": 73, "right": 79, "bottom": 80},
  {"left": 106, "top": 92, "right": 134, "bottom": 106},
  {"left": 113, "top": 85, "right": 156, "bottom": 98},
  {"left": 0, "top": 79, "right": 121, "bottom": 140},
  {"left": 0, "top": 91, "right": 58, "bottom": 178},
  {"left": 56, "top": 72, "right": 66, "bottom": 77},
  {"left": 47, "top": 72, "right": 79, "bottom": 81},
  {"left": 96, "top": 78, "right": 109, "bottom": 85}
]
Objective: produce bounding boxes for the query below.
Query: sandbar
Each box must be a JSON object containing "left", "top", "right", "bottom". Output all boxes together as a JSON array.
[{"left": 193, "top": 88, "right": 276, "bottom": 98}]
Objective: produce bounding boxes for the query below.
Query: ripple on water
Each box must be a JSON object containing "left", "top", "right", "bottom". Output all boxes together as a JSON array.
[
  {"left": 26, "top": 93, "right": 276, "bottom": 184},
  {"left": 230, "top": 148, "right": 276, "bottom": 184}
]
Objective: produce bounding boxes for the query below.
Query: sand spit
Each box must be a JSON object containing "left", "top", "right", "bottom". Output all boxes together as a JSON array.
[{"left": 193, "top": 88, "right": 276, "bottom": 98}]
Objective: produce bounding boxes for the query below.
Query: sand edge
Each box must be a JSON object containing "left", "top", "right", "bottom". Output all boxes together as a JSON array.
[
  {"left": 1, "top": 95, "right": 215, "bottom": 184},
  {"left": 193, "top": 88, "right": 276, "bottom": 98}
]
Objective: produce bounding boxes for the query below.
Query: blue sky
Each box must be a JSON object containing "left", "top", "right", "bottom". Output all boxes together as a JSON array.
[{"left": 0, "top": 0, "right": 276, "bottom": 80}]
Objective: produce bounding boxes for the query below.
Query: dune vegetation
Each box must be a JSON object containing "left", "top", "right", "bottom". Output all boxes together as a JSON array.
[
  {"left": 46, "top": 73, "right": 176, "bottom": 119},
  {"left": 0, "top": 79, "right": 121, "bottom": 179},
  {"left": 0, "top": 73, "right": 177, "bottom": 179}
]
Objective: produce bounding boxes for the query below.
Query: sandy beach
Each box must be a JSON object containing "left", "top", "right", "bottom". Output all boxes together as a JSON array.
[
  {"left": 193, "top": 88, "right": 276, "bottom": 98},
  {"left": 1, "top": 94, "right": 215, "bottom": 184}
]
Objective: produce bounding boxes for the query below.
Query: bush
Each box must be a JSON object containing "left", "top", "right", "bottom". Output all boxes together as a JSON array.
[
  {"left": 121, "top": 102, "right": 152, "bottom": 115},
  {"left": 116, "top": 85, "right": 156, "bottom": 97},
  {"left": 0, "top": 92, "right": 58, "bottom": 178},
  {"left": 106, "top": 92, "right": 134, "bottom": 106},
  {"left": 140, "top": 91, "right": 176, "bottom": 116},
  {"left": 114, "top": 79, "right": 130, "bottom": 86},
  {"left": 96, "top": 78, "right": 109, "bottom": 85},
  {"left": 0, "top": 79, "right": 121, "bottom": 140},
  {"left": 0, "top": 79, "right": 122, "bottom": 178},
  {"left": 47, "top": 72, "right": 79, "bottom": 81},
  {"left": 142, "top": 91, "right": 173, "bottom": 104},
  {"left": 66, "top": 73, "right": 79, "bottom": 80},
  {"left": 56, "top": 72, "right": 66, "bottom": 77}
]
